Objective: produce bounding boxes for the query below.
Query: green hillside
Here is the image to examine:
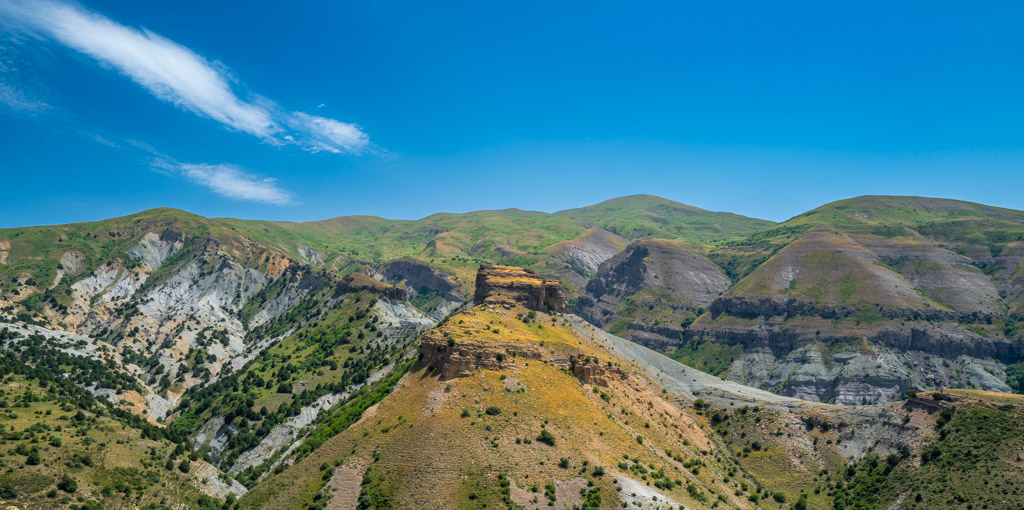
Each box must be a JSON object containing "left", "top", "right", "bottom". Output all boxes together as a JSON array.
[
  {"left": 786, "top": 195, "right": 1024, "bottom": 228},
  {"left": 712, "top": 195, "right": 1024, "bottom": 309},
  {"left": 0, "top": 328, "right": 208, "bottom": 509},
  {"left": 554, "top": 194, "right": 776, "bottom": 243}
]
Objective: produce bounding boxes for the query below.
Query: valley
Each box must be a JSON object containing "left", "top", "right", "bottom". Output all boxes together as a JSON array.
[{"left": 0, "top": 194, "right": 1023, "bottom": 509}]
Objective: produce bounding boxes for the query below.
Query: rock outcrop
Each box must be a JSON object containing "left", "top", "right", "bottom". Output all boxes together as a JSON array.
[
  {"left": 474, "top": 264, "right": 568, "bottom": 312},
  {"left": 127, "top": 229, "right": 184, "bottom": 270},
  {"left": 418, "top": 315, "right": 620, "bottom": 386},
  {"left": 385, "top": 259, "right": 463, "bottom": 302},
  {"left": 575, "top": 240, "right": 730, "bottom": 348},
  {"left": 545, "top": 227, "right": 628, "bottom": 289}
]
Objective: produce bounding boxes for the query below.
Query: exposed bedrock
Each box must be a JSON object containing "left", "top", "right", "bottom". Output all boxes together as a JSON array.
[
  {"left": 384, "top": 259, "right": 463, "bottom": 302},
  {"left": 474, "top": 264, "right": 568, "bottom": 312},
  {"left": 575, "top": 240, "right": 729, "bottom": 347}
]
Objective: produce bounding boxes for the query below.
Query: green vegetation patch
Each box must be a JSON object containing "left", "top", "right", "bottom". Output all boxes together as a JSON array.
[{"left": 669, "top": 341, "right": 744, "bottom": 376}]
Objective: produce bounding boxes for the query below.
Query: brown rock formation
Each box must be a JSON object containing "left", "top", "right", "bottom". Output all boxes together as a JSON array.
[
  {"left": 418, "top": 333, "right": 621, "bottom": 386},
  {"left": 473, "top": 264, "right": 568, "bottom": 312}
]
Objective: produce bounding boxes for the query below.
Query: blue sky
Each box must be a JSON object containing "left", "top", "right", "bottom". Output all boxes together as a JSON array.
[{"left": 1, "top": 0, "right": 1023, "bottom": 227}]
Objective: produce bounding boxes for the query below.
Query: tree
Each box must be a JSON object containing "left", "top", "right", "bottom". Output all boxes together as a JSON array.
[
  {"left": 58, "top": 474, "right": 78, "bottom": 493},
  {"left": 537, "top": 429, "right": 556, "bottom": 446},
  {"left": 178, "top": 459, "right": 192, "bottom": 474}
]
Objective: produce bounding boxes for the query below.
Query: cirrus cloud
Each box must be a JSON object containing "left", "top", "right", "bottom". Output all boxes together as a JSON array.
[
  {"left": 0, "top": 0, "right": 370, "bottom": 154},
  {"left": 179, "top": 163, "right": 293, "bottom": 205}
]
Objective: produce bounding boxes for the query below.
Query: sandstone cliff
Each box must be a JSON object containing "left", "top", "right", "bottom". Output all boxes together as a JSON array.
[{"left": 473, "top": 264, "right": 568, "bottom": 312}]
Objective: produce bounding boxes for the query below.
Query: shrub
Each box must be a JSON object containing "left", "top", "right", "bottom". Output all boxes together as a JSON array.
[
  {"left": 485, "top": 406, "right": 501, "bottom": 416},
  {"left": 558, "top": 457, "right": 570, "bottom": 468},
  {"left": 794, "top": 493, "right": 808, "bottom": 510},
  {"left": 537, "top": 429, "right": 556, "bottom": 446},
  {"left": 57, "top": 474, "right": 77, "bottom": 493}
]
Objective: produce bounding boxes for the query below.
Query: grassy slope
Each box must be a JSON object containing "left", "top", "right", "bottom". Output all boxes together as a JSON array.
[
  {"left": 238, "top": 304, "right": 1024, "bottom": 510},
  {"left": 217, "top": 195, "right": 773, "bottom": 296},
  {"left": 715, "top": 195, "right": 1024, "bottom": 308},
  {"left": 707, "top": 387, "right": 1024, "bottom": 510},
  {"left": 0, "top": 328, "right": 209, "bottom": 509},
  {"left": 785, "top": 195, "right": 1024, "bottom": 228},
  {"left": 553, "top": 194, "right": 776, "bottom": 243},
  {"left": 836, "top": 390, "right": 1024, "bottom": 509},
  {"left": 0, "top": 376, "right": 205, "bottom": 510},
  {"left": 240, "top": 306, "right": 772, "bottom": 510},
  {"left": 0, "top": 208, "right": 203, "bottom": 295},
  {"left": 1, "top": 195, "right": 773, "bottom": 303},
  {"left": 0, "top": 207, "right": 289, "bottom": 309},
  {"left": 169, "top": 290, "right": 409, "bottom": 486}
]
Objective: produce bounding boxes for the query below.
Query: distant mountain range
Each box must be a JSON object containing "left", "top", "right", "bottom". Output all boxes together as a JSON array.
[{"left": 2, "top": 194, "right": 1024, "bottom": 508}]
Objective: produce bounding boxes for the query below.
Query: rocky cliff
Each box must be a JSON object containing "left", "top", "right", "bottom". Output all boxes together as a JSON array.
[
  {"left": 384, "top": 260, "right": 462, "bottom": 301},
  {"left": 473, "top": 264, "right": 568, "bottom": 312},
  {"left": 575, "top": 240, "right": 730, "bottom": 349}
]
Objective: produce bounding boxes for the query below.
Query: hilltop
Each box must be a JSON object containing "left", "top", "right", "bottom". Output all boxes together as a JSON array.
[
  {"left": 4, "top": 194, "right": 1024, "bottom": 406},
  {"left": 2, "top": 195, "right": 1024, "bottom": 508},
  {"left": 239, "top": 275, "right": 1024, "bottom": 509},
  {"left": 242, "top": 301, "right": 775, "bottom": 509},
  {"left": 683, "top": 195, "right": 1024, "bottom": 403}
]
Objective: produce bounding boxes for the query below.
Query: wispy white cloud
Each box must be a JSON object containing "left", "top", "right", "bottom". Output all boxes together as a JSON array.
[
  {"left": 0, "top": 80, "right": 50, "bottom": 113},
  {"left": 0, "top": 38, "right": 52, "bottom": 114},
  {"left": 180, "top": 163, "right": 293, "bottom": 205},
  {"left": 291, "top": 112, "right": 370, "bottom": 154},
  {"left": 0, "top": 0, "right": 370, "bottom": 154}
]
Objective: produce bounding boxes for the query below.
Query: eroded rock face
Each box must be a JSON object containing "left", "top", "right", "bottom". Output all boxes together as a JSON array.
[
  {"left": 684, "top": 306, "right": 1019, "bottom": 404},
  {"left": 418, "top": 332, "right": 620, "bottom": 385},
  {"left": 59, "top": 250, "right": 86, "bottom": 275},
  {"left": 385, "top": 259, "right": 463, "bottom": 302},
  {"left": 575, "top": 240, "right": 730, "bottom": 348},
  {"left": 127, "top": 229, "right": 184, "bottom": 271},
  {"left": 550, "top": 228, "right": 627, "bottom": 278},
  {"left": 474, "top": 265, "right": 568, "bottom": 312},
  {"left": 296, "top": 244, "right": 324, "bottom": 265}
]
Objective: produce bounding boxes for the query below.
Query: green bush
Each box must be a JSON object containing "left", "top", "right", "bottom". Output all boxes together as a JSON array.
[
  {"left": 57, "top": 474, "right": 77, "bottom": 493},
  {"left": 537, "top": 429, "right": 556, "bottom": 446}
]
